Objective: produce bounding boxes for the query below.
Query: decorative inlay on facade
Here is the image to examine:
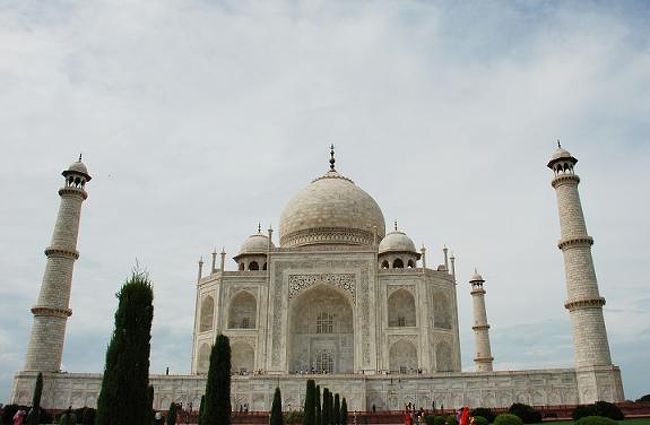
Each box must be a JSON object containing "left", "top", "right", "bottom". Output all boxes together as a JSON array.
[
  {"left": 288, "top": 273, "right": 356, "bottom": 301},
  {"left": 281, "top": 228, "right": 373, "bottom": 248}
]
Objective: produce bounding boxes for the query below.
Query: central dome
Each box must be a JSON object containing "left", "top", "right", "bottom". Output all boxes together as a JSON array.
[{"left": 279, "top": 170, "right": 386, "bottom": 248}]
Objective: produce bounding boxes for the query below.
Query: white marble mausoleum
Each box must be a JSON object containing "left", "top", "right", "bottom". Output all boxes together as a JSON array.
[{"left": 10, "top": 146, "right": 625, "bottom": 411}]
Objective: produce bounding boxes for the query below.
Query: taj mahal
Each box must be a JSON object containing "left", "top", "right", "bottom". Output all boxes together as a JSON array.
[{"left": 10, "top": 145, "right": 625, "bottom": 412}]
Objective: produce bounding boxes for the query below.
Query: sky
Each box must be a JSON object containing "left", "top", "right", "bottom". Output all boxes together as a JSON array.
[{"left": 0, "top": 0, "right": 649, "bottom": 404}]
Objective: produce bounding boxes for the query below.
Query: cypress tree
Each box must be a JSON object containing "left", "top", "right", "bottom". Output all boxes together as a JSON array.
[
  {"left": 321, "top": 389, "right": 330, "bottom": 425},
  {"left": 270, "top": 387, "right": 283, "bottom": 425},
  {"left": 340, "top": 398, "right": 348, "bottom": 425},
  {"left": 27, "top": 372, "right": 43, "bottom": 425},
  {"left": 203, "top": 334, "right": 232, "bottom": 425},
  {"left": 333, "top": 394, "right": 340, "bottom": 425},
  {"left": 96, "top": 271, "right": 154, "bottom": 425},
  {"left": 329, "top": 392, "right": 334, "bottom": 425},
  {"left": 198, "top": 395, "right": 205, "bottom": 425},
  {"left": 303, "top": 379, "right": 316, "bottom": 425},
  {"left": 315, "top": 386, "right": 321, "bottom": 425},
  {"left": 166, "top": 402, "right": 178, "bottom": 425}
]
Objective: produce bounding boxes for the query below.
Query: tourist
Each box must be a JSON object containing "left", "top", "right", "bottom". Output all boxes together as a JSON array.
[{"left": 13, "top": 409, "right": 26, "bottom": 425}]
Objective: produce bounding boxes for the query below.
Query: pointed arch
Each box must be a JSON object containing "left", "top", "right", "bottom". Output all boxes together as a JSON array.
[
  {"left": 231, "top": 341, "right": 255, "bottom": 374},
  {"left": 436, "top": 341, "right": 452, "bottom": 372},
  {"left": 387, "top": 289, "right": 416, "bottom": 327},
  {"left": 199, "top": 296, "right": 215, "bottom": 332},
  {"left": 389, "top": 339, "right": 418, "bottom": 373},
  {"left": 197, "top": 343, "right": 211, "bottom": 374},
  {"left": 228, "top": 291, "right": 257, "bottom": 329}
]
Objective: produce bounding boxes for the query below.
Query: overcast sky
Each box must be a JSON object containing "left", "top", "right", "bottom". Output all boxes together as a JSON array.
[{"left": 1, "top": 0, "right": 649, "bottom": 403}]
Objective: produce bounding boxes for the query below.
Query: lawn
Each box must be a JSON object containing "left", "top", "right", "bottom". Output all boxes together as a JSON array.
[{"left": 539, "top": 420, "right": 650, "bottom": 425}]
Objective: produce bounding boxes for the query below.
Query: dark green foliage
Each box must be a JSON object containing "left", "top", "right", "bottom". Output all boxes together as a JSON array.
[
  {"left": 75, "top": 407, "right": 95, "bottom": 425},
  {"left": 594, "top": 401, "right": 624, "bottom": 420},
  {"left": 198, "top": 395, "right": 205, "bottom": 425},
  {"left": 58, "top": 407, "right": 77, "bottom": 425},
  {"left": 445, "top": 414, "right": 458, "bottom": 425},
  {"left": 433, "top": 416, "right": 446, "bottom": 425},
  {"left": 494, "top": 413, "right": 523, "bottom": 425},
  {"left": 148, "top": 385, "right": 155, "bottom": 425},
  {"left": 507, "top": 404, "right": 541, "bottom": 424},
  {"left": 575, "top": 416, "right": 618, "bottom": 425},
  {"left": 333, "top": 394, "right": 340, "bottom": 425},
  {"left": 166, "top": 403, "right": 178, "bottom": 425},
  {"left": 321, "top": 388, "right": 330, "bottom": 425},
  {"left": 573, "top": 405, "right": 596, "bottom": 420},
  {"left": 637, "top": 394, "right": 650, "bottom": 402},
  {"left": 473, "top": 416, "right": 488, "bottom": 425},
  {"left": 270, "top": 387, "right": 284, "bottom": 425},
  {"left": 573, "top": 402, "right": 624, "bottom": 421},
  {"left": 340, "top": 398, "right": 348, "bottom": 425},
  {"left": 96, "top": 272, "right": 154, "bottom": 425},
  {"left": 202, "top": 334, "right": 232, "bottom": 425},
  {"left": 303, "top": 380, "right": 316, "bottom": 425},
  {"left": 287, "top": 412, "right": 305, "bottom": 424},
  {"left": 471, "top": 408, "right": 495, "bottom": 423},
  {"left": 315, "top": 386, "right": 321, "bottom": 425},
  {"left": 27, "top": 372, "right": 43, "bottom": 425},
  {"left": 328, "top": 392, "right": 334, "bottom": 425},
  {"left": 424, "top": 415, "right": 435, "bottom": 425}
]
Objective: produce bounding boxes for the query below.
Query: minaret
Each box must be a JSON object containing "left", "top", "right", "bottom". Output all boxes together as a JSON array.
[
  {"left": 24, "top": 157, "right": 91, "bottom": 372},
  {"left": 548, "top": 143, "right": 624, "bottom": 403},
  {"left": 469, "top": 270, "right": 493, "bottom": 372}
]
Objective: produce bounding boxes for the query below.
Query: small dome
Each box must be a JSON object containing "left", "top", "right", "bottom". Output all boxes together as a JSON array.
[
  {"left": 62, "top": 158, "right": 92, "bottom": 181},
  {"left": 238, "top": 233, "right": 274, "bottom": 256},
  {"left": 547, "top": 145, "right": 577, "bottom": 168},
  {"left": 470, "top": 271, "right": 485, "bottom": 282},
  {"left": 378, "top": 230, "right": 417, "bottom": 255}
]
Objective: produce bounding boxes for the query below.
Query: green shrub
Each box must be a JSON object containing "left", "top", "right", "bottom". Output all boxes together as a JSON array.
[
  {"left": 573, "top": 401, "right": 624, "bottom": 421},
  {"left": 424, "top": 415, "right": 435, "bottom": 425},
  {"left": 507, "top": 404, "right": 541, "bottom": 424},
  {"left": 573, "top": 405, "right": 597, "bottom": 421},
  {"left": 433, "top": 416, "right": 446, "bottom": 425},
  {"left": 471, "top": 408, "right": 496, "bottom": 423},
  {"left": 494, "top": 413, "right": 523, "bottom": 425},
  {"left": 445, "top": 414, "right": 458, "bottom": 425},
  {"left": 286, "top": 411, "right": 304, "bottom": 424},
  {"left": 473, "top": 416, "right": 488, "bottom": 425},
  {"left": 594, "top": 401, "right": 624, "bottom": 420},
  {"left": 574, "top": 416, "right": 618, "bottom": 425}
]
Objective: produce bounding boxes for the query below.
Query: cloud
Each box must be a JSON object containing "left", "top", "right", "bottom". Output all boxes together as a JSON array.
[{"left": 1, "top": 0, "right": 649, "bottom": 402}]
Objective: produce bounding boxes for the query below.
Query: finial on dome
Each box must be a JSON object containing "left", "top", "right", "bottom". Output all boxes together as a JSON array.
[
  {"left": 258, "top": 222, "right": 262, "bottom": 233},
  {"left": 557, "top": 139, "right": 561, "bottom": 148},
  {"left": 394, "top": 220, "right": 398, "bottom": 231},
  {"left": 78, "top": 153, "right": 83, "bottom": 162},
  {"left": 329, "top": 144, "right": 336, "bottom": 171}
]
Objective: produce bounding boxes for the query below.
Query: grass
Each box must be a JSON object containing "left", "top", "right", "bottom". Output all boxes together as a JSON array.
[{"left": 537, "top": 420, "right": 650, "bottom": 425}]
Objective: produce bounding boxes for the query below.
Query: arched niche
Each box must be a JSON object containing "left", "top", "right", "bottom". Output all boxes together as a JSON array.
[
  {"left": 387, "top": 289, "right": 416, "bottom": 327},
  {"left": 228, "top": 291, "right": 257, "bottom": 329},
  {"left": 289, "top": 285, "right": 354, "bottom": 373},
  {"left": 197, "top": 343, "right": 211, "bottom": 374},
  {"left": 389, "top": 339, "right": 418, "bottom": 373},
  {"left": 433, "top": 291, "right": 452, "bottom": 329},
  {"left": 199, "top": 296, "right": 215, "bottom": 332},
  {"left": 435, "top": 341, "right": 452, "bottom": 372},
  {"left": 231, "top": 341, "right": 254, "bottom": 374}
]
